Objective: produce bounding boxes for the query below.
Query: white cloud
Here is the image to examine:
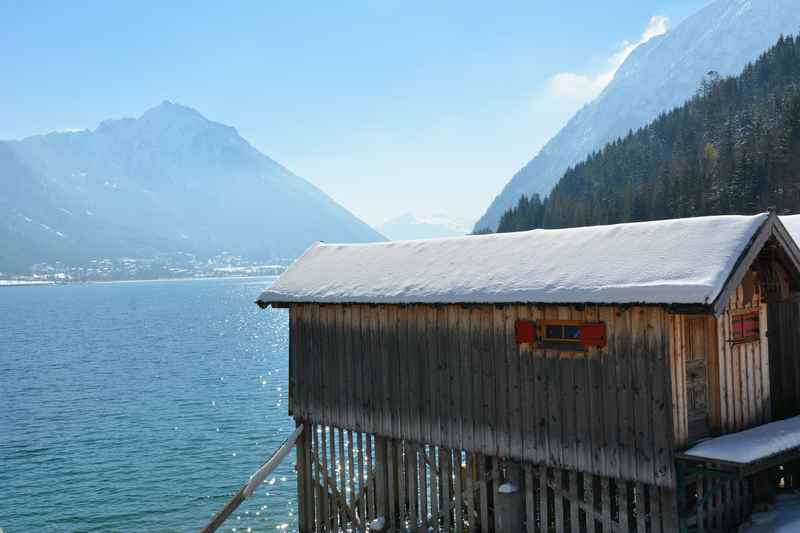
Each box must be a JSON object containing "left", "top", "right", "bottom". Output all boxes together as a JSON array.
[
  {"left": 541, "top": 15, "right": 669, "bottom": 110},
  {"left": 642, "top": 15, "right": 670, "bottom": 41},
  {"left": 281, "top": 15, "right": 672, "bottom": 227}
]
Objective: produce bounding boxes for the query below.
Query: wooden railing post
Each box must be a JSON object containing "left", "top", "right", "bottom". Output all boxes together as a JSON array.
[
  {"left": 374, "top": 435, "right": 389, "bottom": 527},
  {"left": 296, "top": 419, "right": 313, "bottom": 533},
  {"left": 494, "top": 463, "right": 524, "bottom": 532}
]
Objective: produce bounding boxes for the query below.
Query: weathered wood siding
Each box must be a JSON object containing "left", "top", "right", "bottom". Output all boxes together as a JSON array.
[
  {"left": 670, "top": 278, "right": 772, "bottom": 448},
  {"left": 769, "top": 301, "right": 800, "bottom": 420},
  {"left": 289, "top": 303, "right": 675, "bottom": 487},
  {"left": 718, "top": 281, "right": 771, "bottom": 434},
  {"left": 765, "top": 257, "right": 800, "bottom": 421},
  {"left": 668, "top": 314, "right": 699, "bottom": 447}
]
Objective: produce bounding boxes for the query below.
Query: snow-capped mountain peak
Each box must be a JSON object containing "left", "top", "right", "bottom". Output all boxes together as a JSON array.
[
  {"left": 0, "top": 102, "right": 384, "bottom": 273},
  {"left": 474, "top": 0, "right": 800, "bottom": 232}
]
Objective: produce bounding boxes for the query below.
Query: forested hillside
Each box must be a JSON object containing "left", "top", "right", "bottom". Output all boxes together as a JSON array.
[
  {"left": 477, "top": 0, "right": 800, "bottom": 232},
  {"left": 497, "top": 35, "right": 800, "bottom": 233}
]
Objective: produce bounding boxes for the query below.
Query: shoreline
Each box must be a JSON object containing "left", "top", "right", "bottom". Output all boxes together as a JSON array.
[
  {"left": 0, "top": 274, "right": 280, "bottom": 287},
  {"left": 0, "top": 280, "right": 57, "bottom": 287},
  {"left": 90, "top": 274, "right": 280, "bottom": 284}
]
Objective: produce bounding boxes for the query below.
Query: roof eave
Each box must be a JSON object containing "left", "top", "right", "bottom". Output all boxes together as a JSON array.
[
  {"left": 255, "top": 299, "right": 713, "bottom": 313},
  {"left": 255, "top": 298, "right": 290, "bottom": 309},
  {"left": 711, "top": 212, "right": 777, "bottom": 316},
  {"left": 772, "top": 215, "right": 800, "bottom": 276}
]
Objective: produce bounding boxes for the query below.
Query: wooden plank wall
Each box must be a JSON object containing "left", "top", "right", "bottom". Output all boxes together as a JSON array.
[
  {"left": 768, "top": 301, "right": 800, "bottom": 421},
  {"left": 668, "top": 315, "right": 721, "bottom": 447},
  {"left": 289, "top": 303, "right": 675, "bottom": 488},
  {"left": 295, "top": 420, "right": 680, "bottom": 533},
  {"left": 717, "top": 283, "right": 771, "bottom": 434},
  {"left": 668, "top": 315, "right": 688, "bottom": 448},
  {"left": 671, "top": 280, "right": 772, "bottom": 448},
  {"left": 764, "top": 256, "right": 800, "bottom": 422}
]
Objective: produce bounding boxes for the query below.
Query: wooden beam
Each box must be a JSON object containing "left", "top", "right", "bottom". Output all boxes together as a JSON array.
[
  {"left": 201, "top": 424, "right": 304, "bottom": 533},
  {"left": 313, "top": 458, "right": 363, "bottom": 528},
  {"left": 545, "top": 475, "right": 623, "bottom": 533},
  {"left": 707, "top": 316, "right": 722, "bottom": 433}
]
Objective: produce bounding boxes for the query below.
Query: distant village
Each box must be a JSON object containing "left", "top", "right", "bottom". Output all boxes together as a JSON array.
[{"left": 0, "top": 252, "right": 288, "bottom": 285}]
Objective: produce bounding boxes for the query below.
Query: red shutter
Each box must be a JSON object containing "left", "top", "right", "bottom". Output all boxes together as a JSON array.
[
  {"left": 742, "top": 314, "right": 759, "bottom": 338},
  {"left": 579, "top": 322, "right": 606, "bottom": 348},
  {"left": 515, "top": 320, "right": 535, "bottom": 345},
  {"left": 732, "top": 311, "right": 759, "bottom": 341}
]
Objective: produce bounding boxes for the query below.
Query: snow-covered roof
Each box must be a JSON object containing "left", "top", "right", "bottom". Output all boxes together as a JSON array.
[
  {"left": 683, "top": 415, "right": 800, "bottom": 465},
  {"left": 780, "top": 214, "right": 800, "bottom": 243},
  {"left": 258, "top": 213, "right": 771, "bottom": 307}
]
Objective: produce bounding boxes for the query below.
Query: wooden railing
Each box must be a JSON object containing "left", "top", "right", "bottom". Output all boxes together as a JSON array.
[
  {"left": 295, "top": 421, "right": 677, "bottom": 532},
  {"left": 201, "top": 424, "right": 304, "bottom": 533}
]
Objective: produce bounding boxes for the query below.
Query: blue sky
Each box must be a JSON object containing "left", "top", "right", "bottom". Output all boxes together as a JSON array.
[{"left": 0, "top": 0, "right": 710, "bottom": 226}]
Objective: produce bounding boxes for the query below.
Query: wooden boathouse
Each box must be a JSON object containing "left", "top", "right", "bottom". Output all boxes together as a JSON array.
[{"left": 256, "top": 212, "right": 800, "bottom": 532}]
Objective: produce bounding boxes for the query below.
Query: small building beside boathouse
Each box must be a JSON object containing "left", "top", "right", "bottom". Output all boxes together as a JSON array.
[{"left": 257, "top": 212, "right": 800, "bottom": 532}]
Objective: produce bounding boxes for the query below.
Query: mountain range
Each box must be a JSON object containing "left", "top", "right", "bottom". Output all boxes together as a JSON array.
[
  {"left": 475, "top": 0, "right": 800, "bottom": 232},
  {"left": 497, "top": 34, "right": 800, "bottom": 233},
  {"left": 0, "top": 102, "right": 383, "bottom": 274},
  {"left": 377, "top": 213, "right": 470, "bottom": 241}
]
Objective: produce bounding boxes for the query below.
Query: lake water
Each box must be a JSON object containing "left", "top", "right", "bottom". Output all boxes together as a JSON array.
[{"left": 0, "top": 277, "right": 297, "bottom": 532}]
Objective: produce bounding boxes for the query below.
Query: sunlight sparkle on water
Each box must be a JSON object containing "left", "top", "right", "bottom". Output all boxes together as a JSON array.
[{"left": 0, "top": 278, "right": 296, "bottom": 532}]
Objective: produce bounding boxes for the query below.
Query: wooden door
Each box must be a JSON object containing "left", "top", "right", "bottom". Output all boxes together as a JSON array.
[{"left": 685, "top": 317, "right": 711, "bottom": 441}]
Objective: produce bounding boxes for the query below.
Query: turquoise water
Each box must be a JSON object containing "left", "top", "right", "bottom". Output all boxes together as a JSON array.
[{"left": 0, "top": 278, "right": 297, "bottom": 532}]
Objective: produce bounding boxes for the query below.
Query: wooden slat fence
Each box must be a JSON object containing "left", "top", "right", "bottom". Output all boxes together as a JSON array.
[
  {"left": 684, "top": 472, "right": 752, "bottom": 533},
  {"left": 296, "top": 421, "right": 677, "bottom": 532}
]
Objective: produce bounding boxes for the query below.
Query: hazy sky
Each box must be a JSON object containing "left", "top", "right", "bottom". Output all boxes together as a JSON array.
[{"left": 0, "top": 0, "right": 711, "bottom": 227}]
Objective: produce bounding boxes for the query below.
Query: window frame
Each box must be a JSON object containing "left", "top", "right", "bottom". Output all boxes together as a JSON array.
[
  {"left": 730, "top": 309, "right": 760, "bottom": 344},
  {"left": 538, "top": 320, "right": 583, "bottom": 344}
]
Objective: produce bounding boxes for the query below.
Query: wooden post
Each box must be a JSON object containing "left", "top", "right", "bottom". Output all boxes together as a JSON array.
[
  {"left": 454, "top": 450, "right": 464, "bottom": 530},
  {"left": 521, "top": 465, "right": 532, "bottom": 533},
  {"left": 752, "top": 468, "right": 777, "bottom": 507},
  {"left": 387, "top": 439, "right": 397, "bottom": 530},
  {"left": 539, "top": 465, "right": 549, "bottom": 532},
  {"left": 569, "top": 472, "right": 580, "bottom": 533},
  {"left": 375, "top": 435, "right": 389, "bottom": 525},
  {"left": 201, "top": 425, "right": 304, "bottom": 533},
  {"left": 296, "top": 419, "right": 310, "bottom": 533},
  {"left": 494, "top": 463, "right": 524, "bottom": 533},
  {"left": 441, "top": 448, "right": 452, "bottom": 531},
  {"left": 675, "top": 460, "right": 689, "bottom": 533}
]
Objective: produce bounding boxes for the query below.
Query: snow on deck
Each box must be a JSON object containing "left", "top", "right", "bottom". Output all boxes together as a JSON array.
[
  {"left": 258, "top": 214, "right": 768, "bottom": 305},
  {"left": 743, "top": 493, "right": 800, "bottom": 533},
  {"left": 684, "top": 415, "right": 800, "bottom": 464}
]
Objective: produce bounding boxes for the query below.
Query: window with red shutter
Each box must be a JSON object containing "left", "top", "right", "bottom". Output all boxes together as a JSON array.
[
  {"left": 536, "top": 320, "right": 607, "bottom": 351},
  {"left": 731, "top": 310, "right": 759, "bottom": 343}
]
